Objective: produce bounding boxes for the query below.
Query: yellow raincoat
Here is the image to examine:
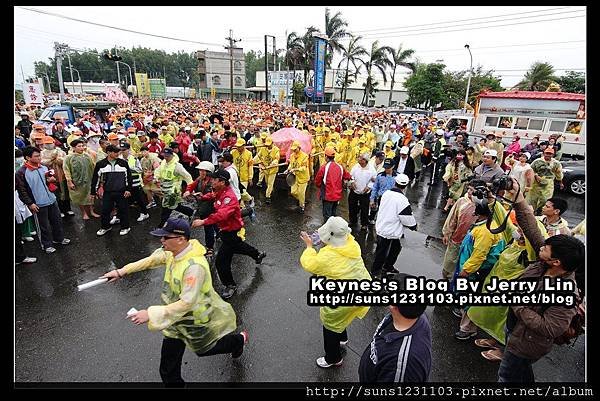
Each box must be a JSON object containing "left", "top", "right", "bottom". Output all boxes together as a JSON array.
[
  {"left": 122, "top": 240, "right": 237, "bottom": 353},
  {"left": 300, "top": 235, "right": 371, "bottom": 333}
]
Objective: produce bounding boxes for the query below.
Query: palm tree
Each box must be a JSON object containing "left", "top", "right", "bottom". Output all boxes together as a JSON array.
[
  {"left": 300, "top": 26, "right": 319, "bottom": 85},
  {"left": 337, "top": 35, "right": 367, "bottom": 101},
  {"left": 360, "top": 41, "right": 393, "bottom": 106},
  {"left": 324, "top": 8, "right": 348, "bottom": 68},
  {"left": 515, "top": 62, "right": 557, "bottom": 91},
  {"left": 386, "top": 44, "right": 416, "bottom": 106}
]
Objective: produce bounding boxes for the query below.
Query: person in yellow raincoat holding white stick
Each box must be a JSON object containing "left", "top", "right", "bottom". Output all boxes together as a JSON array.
[{"left": 300, "top": 216, "right": 371, "bottom": 368}]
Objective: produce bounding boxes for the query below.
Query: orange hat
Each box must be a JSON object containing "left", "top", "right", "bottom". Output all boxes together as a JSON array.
[
  {"left": 127, "top": 127, "right": 136, "bottom": 133},
  {"left": 32, "top": 124, "right": 45, "bottom": 130},
  {"left": 107, "top": 133, "right": 119, "bottom": 140},
  {"left": 31, "top": 132, "right": 46, "bottom": 140},
  {"left": 324, "top": 147, "right": 336, "bottom": 157},
  {"left": 543, "top": 147, "right": 555, "bottom": 155},
  {"left": 41, "top": 136, "right": 55, "bottom": 144}
]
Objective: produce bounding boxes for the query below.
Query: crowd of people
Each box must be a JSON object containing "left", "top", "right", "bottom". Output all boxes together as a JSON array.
[{"left": 14, "top": 97, "right": 585, "bottom": 384}]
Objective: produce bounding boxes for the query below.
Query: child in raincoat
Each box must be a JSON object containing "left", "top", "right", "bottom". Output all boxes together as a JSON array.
[{"left": 300, "top": 216, "right": 372, "bottom": 368}]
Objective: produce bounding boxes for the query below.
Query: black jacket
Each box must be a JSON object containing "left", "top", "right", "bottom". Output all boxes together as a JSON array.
[
  {"left": 90, "top": 157, "right": 133, "bottom": 195},
  {"left": 393, "top": 155, "right": 416, "bottom": 181},
  {"left": 17, "top": 119, "right": 33, "bottom": 139}
]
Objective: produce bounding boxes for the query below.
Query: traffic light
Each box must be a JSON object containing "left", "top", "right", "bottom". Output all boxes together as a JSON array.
[{"left": 103, "top": 53, "right": 122, "bottom": 62}]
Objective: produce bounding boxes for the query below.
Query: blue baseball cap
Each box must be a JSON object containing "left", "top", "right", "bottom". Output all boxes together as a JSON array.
[{"left": 150, "top": 218, "right": 191, "bottom": 238}]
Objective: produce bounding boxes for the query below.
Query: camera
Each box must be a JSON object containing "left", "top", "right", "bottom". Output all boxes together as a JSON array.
[
  {"left": 490, "top": 174, "right": 513, "bottom": 193},
  {"left": 472, "top": 185, "right": 489, "bottom": 201}
]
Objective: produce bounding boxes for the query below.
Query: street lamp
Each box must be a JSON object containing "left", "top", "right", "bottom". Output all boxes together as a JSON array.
[
  {"left": 119, "top": 61, "right": 134, "bottom": 96},
  {"left": 66, "top": 67, "right": 83, "bottom": 96},
  {"left": 463, "top": 44, "right": 473, "bottom": 114}
]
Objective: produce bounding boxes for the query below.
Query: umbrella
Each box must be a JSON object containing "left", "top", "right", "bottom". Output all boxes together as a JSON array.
[{"left": 271, "top": 127, "right": 312, "bottom": 161}]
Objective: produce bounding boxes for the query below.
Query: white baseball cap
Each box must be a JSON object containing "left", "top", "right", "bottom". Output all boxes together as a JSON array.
[
  {"left": 484, "top": 149, "right": 498, "bottom": 158},
  {"left": 395, "top": 174, "right": 410, "bottom": 185},
  {"left": 399, "top": 146, "right": 410, "bottom": 155}
]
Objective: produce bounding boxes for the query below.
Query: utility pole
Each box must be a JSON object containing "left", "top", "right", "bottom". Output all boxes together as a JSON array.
[
  {"left": 264, "top": 35, "right": 269, "bottom": 103},
  {"left": 66, "top": 52, "right": 75, "bottom": 94},
  {"left": 225, "top": 29, "right": 241, "bottom": 102},
  {"left": 285, "top": 30, "right": 289, "bottom": 106},
  {"left": 114, "top": 46, "right": 121, "bottom": 88},
  {"left": 20, "top": 64, "right": 26, "bottom": 84},
  {"left": 54, "top": 42, "right": 67, "bottom": 101}
]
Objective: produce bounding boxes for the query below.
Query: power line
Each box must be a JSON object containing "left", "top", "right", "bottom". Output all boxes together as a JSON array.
[
  {"left": 354, "top": 15, "right": 585, "bottom": 39},
  {"left": 17, "top": 7, "right": 224, "bottom": 47},
  {"left": 351, "top": 6, "right": 575, "bottom": 34},
  {"left": 15, "top": 25, "right": 115, "bottom": 47},
  {"left": 413, "top": 40, "right": 585, "bottom": 53}
]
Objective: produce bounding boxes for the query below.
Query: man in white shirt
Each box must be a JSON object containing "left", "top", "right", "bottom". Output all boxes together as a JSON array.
[
  {"left": 349, "top": 153, "right": 377, "bottom": 230},
  {"left": 372, "top": 174, "right": 418, "bottom": 278}
]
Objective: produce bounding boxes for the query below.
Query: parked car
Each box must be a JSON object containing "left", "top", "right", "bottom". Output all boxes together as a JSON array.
[{"left": 559, "top": 160, "right": 585, "bottom": 197}]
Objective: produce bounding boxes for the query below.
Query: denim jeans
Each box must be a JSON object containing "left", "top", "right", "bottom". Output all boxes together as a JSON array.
[{"left": 498, "top": 350, "right": 535, "bottom": 382}]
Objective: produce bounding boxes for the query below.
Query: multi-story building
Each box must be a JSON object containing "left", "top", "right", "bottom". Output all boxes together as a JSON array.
[{"left": 196, "top": 49, "right": 247, "bottom": 100}]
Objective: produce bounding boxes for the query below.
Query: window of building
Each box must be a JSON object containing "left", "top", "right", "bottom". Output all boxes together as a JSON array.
[
  {"left": 234, "top": 61, "right": 242, "bottom": 71},
  {"left": 514, "top": 117, "right": 529, "bottom": 130},
  {"left": 198, "top": 59, "right": 205, "bottom": 68},
  {"left": 549, "top": 120, "right": 567, "bottom": 132},
  {"left": 234, "top": 77, "right": 242, "bottom": 86},
  {"left": 484, "top": 116, "right": 499, "bottom": 127},
  {"left": 199, "top": 74, "right": 206, "bottom": 82},
  {"left": 527, "top": 119, "right": 545, "bottom": 130},
  {"left": 566, "top": 121, "right": 583, "bottom": 134},
  {"left": 498, "top": 116, "right": 514, "bottom": 129},
  {"left": 212, "top": 76, "right": 221, "bottom": 86}
]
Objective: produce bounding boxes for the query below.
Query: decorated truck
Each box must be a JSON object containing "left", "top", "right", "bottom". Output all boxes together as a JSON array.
[{"left": 445, "top": 91, "right": 585, "bottom": 158}]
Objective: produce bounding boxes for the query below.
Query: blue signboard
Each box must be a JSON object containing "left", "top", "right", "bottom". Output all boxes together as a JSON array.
[
  {"left": 304, "top": 86, "right": 315, "bottom": 97},
  {"left": 313, "top": 37, "right": 327, "bottom": 102}
]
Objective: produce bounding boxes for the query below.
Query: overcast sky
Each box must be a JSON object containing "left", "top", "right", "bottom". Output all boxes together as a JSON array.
[{"left": 14, "top": 6, "right": 586, "bottom": 89}]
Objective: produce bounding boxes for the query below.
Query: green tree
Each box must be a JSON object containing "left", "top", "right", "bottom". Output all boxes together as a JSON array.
[
  {"left": 556, "top": 71, "right": 585, "bottom": 93},
  {"left": 324, "top": 8, "right": 348, "bottom": 69},
  {"left": 440, "top": 66, "right": 503, "bottom": 109},
  {"left": 337, "top": 35, "right": 367, "bottom": 101},
  {"left": 385, "top": 44, "right": 416, "bottom": 107},
  {"left": 359, "top": 41, "right": 393, "bottom": 106},
  {"left": 515, "top": 62, "right": 557, "bottom": 91},
  {"left": 404, "top": 63, "right": 446, "bottom": 109}
]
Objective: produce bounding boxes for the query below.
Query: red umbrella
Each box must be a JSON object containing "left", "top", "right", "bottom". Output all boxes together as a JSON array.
[{"left": 271, "top": 127, "right": 312, "bottom": 161}]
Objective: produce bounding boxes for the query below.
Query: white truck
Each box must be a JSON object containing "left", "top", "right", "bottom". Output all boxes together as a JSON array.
[{"left": 445, "top": 91, "right": 585, "bottom": 158}]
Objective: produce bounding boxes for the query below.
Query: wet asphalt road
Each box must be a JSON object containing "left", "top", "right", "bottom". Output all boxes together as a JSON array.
[{"left": 15, "top": 172, "right": 585, "bottom": 383}]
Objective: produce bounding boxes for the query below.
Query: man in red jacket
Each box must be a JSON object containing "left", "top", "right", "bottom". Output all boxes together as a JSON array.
[
  {"left": 191, "top": 169, "right": 266, "bottom": 299},
  {"left": 315, "top": 147, "right": 352, "bottom": 222}
]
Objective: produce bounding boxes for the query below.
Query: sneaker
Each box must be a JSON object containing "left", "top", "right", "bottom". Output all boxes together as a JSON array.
[
  {"left": 455, "top": 330, "right": 477, "bottom": 341},
  {"left": 30, "top": 230, "right": 37, "bottom": 235},
  {"left": 61, "top": 213, "right": 65, "bottom": 218},
  {"left": 384, "top": 268, "right": 400, "bottom": 276},
  {"left": 53, "top": 238, "right": 71, "bottom": 245},
  {"left": 146, "top": 201, "right": 156, "bottom": 210},
  {"left": 119, "top": 228, "right": 131, "bottom": 236},
  {"left": 16, "top": 257, "right": 37, "bottom": 265},
  {"left": 22, "top": 236, "right": 35, "bottom": 242},
  {"left": 452, "top": 308, "right": 463, "bottom": 318},
  {"left": 254, "top": 251, "right": 266, "bottom": 265},
  {"left": 136, "top": 213, "right": 150, "bottom": 222},
  {"left": 299, "top": 206, "right": 305, "bottom": 213},
  {"left": 221, "top": 285, "right": 237, "bottom": 300},
  {"left": 248, "top": 197, "right": 255, "bottom": 209},
  {"left": 368, "top": 220, "right": 375, "bottom": 225},
  {"left": 96, "top": 227, "right": 112, "bottom": 236},
  {"left": 205, "top": 248, "right": 214, "bottom": 257},
  {"left": 110, "top": 216, "right": 121, "bottom": 225},
  {"left": 45, "top": 247, "right": 57, "bottom": 254},
  {"left": 265, "top": 197, "right": 271, "bottom": 204},
  {"left": 232, "top": 330, "right": 249, "bottom": 359},
  {"left": 66, "top": 210, "right": 75, "bottom": 216},
  {"left": 340, "top": 340, "right": 348, "bottom": 346},
  {"left": 316, "top": 357, "right": 343, "bottom": 368}
]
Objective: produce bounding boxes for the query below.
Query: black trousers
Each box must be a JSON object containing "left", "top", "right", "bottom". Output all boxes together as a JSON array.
[
  {"left": 159, "top": 204, "right": 195, "bottom": 226},
  {"left": 369, "top": 196, "right": 381, "bottom": 222},
  {"left": 216, "top": 230, "right": 260, "bottom": 286},
  {"left": 323, "top": 326, "right": 347, "bottom": 364},
  {"left": 322, "top": 200, "right": 338, "bottom": 222},
  {"left": 498, "top": 350, "right": 535, "bottom": 383},
  {"left": 101, "top": 191, "right": 130, "bottom": 229},
  {"left": 371, "top": 235, "right": 402, "bottom": 276},
  {"left": 348, "top": 192, "right": 370, "bottom": 226},
  {"left": 36, "top": 201, "right": 65, "bottom": 248},
  {"left": 159, "top": 334, "right": 244, "bottom": 386},
  {"left": 129, "top": 186, "right": 148, "bottom": 214},
  {"left": 15, "top": 222, "right": 25, "bottom": 262}
]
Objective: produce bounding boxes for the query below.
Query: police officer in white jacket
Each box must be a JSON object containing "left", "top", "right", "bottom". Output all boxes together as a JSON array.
[{"left": 372, "top": 174, "right": 417, "bottom": 278}]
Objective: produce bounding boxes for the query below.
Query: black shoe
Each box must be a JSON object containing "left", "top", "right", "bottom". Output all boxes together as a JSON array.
[
  {"left": 454, "top": 330, "right": 477, "bottom": 340},
  {"left": 221, "top": 285, "right": 237, "bottom": 299},
  {"left": 255, "top": 251, "right": 266, "bottom": 264},
  {"left": 384, "top": 268, "right": 399, "bottom": 276},
  {"left": 299, "top": 207, "right": 305, "bottom": 213},
  {"left": 232, "top": 330, "right": 248, "bottom": 359},
  {"left": 452, "top": 307, "right": 463, "bottom": 318},
  {"left": 265, "top": 197, "right": 271, "bottom": 204}
]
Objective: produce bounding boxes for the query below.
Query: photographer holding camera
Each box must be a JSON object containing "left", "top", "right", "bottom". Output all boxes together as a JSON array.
[{"left": 496, "top": 177, "right": 584, "bottom": 382}]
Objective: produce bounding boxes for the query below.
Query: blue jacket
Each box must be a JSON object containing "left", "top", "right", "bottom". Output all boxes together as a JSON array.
[
  {"left": 15, "top": 164, "right": 56, "bottom": 207},
  {"left": 370, "top": 171, "right": 397, "bottom": 201}
]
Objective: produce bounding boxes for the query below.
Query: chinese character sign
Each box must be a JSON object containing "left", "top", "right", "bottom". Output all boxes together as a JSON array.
[
  {"left": 148, "top": 79, "right": 166, "bottom": 99},
  {"left": 135, "top": 73, "right": 151, "bottom": 97},
  {"left": 24, "top": 83, "right": 43, "bottom": 105},
  {"left": 313, "top": 37, "right": 327, "bottom": 101}
]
